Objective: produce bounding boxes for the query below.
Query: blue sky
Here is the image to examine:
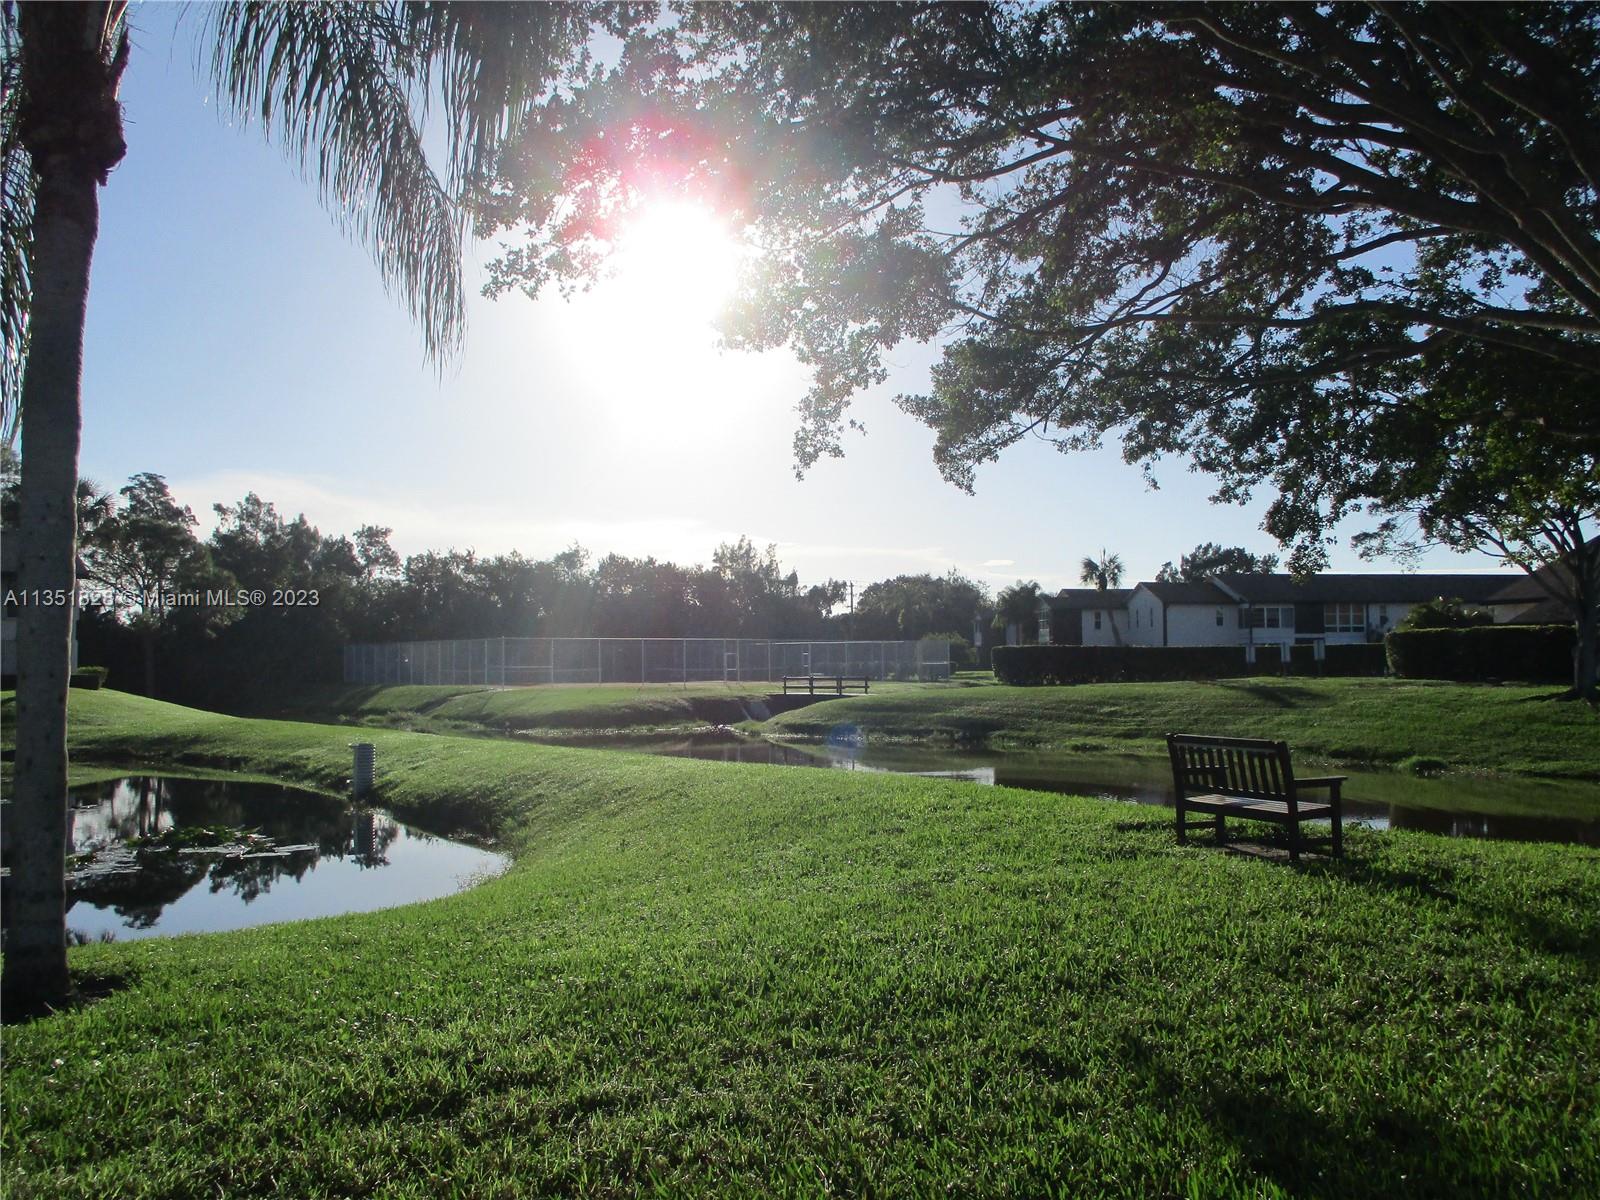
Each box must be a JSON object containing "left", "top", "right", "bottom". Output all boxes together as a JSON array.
[{"left": 73, "top": 7, "right": 1510, "bottom": 598}]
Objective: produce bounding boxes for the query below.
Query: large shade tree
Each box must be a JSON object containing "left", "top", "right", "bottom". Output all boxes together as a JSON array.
[
  {"left": 1, "top": 1, "right": 606, "bottom": 1015},
  {"left": 1156, "top": 543, "right": 1281, "bottom": 583},
  {"left": 79, "top": 472, "right": 234, "bottom": 698},
  {"left": 477, "top": 1, "right": 1600, "bottom": 695}
]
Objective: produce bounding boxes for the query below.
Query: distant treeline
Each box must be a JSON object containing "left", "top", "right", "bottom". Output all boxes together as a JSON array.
[{"left": 11, "top": 469, "right": 993, "bottom": 707}]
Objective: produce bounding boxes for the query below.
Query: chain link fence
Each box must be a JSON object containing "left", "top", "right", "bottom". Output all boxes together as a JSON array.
[{"left": 343, "top": 637, "right": 952, "bottom": 686}]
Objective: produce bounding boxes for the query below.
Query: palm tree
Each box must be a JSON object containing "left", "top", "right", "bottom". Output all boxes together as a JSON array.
[
  {"left": 1079, "top": 548, "right": 1125, "bottom": 592},
  {"left": 993, "top": 579, "right": 1043, "bottom": 645},
  {"left": 1, "top": 1, "right": 596, "bottom": 1016}
]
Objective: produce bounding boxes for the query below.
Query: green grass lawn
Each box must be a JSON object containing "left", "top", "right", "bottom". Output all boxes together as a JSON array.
[
  {"left": 765, "top": 677, "right": 1600, "bottom": 779},
  {"left": 2, "top": 691, "right": 1598, "bottom": 1196}
]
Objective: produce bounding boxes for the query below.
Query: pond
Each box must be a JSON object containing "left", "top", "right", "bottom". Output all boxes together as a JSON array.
[
  {"left": 640, "top": 735, "right": 1600, "bottom": 846},
  {"left": 48, "top": 776, "right": 508, "bottom": 943}
]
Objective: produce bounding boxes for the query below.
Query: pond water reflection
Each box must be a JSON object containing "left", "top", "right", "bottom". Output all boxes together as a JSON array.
[
  {"left": 45, "top": 776, "right": 508, "bottom": 942},
  {"left": 643, "top": 736, "right": 1600, "bottom": 846}
]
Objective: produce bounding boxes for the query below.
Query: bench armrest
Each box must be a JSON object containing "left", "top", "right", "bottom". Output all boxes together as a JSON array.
[{"left": 1295, "top": 776, "right": 1346, "bottom": 790}]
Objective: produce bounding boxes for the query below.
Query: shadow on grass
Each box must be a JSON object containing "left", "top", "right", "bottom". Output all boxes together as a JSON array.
[
  {"left": 1210, "top": 681, "right": 1329, "bottom": 708},
  {"left": 1117, "top": 1029, "right": 1557, "bottom": 1198},
  {"left": 1513, "top": 688, "right": 1591, "bottom": 705},
  {"left": 1329, "top": 852, "right": 1600, "bottom": 965},
  {"left": 1, "top": 966, "right": 138, "bottom": 1026}
]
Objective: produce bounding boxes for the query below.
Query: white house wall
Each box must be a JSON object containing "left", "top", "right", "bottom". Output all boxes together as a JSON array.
[
  {"left": 1166, "top": 604, "right": 1238, "bottom": 647},
  {"left": 1125, "top": 592, "right": 1164, "bottom": 645},
  {"left": 1079, "top": 608, "right": 1129, "bottom": 646},
  {"left": 1064, "top": 591, "right": 1458, "bottom": 650}
]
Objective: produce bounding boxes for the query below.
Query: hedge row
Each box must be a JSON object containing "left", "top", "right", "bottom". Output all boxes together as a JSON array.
[
  {"left": 1257, "top": 643, "right": 1389, "bottom": 677},
  {"left": 1386, "top": 625, "right": 1575, "bottom": 683},
  {"left": 991, "top": 642, "right": 1388, "bottom": 685},
  {"left": 69, "top": 665, "right": 110, "bottom": 689}
]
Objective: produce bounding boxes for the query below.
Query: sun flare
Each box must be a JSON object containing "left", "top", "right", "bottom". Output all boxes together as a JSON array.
[
  {"left": 556, "top": 200, "right": 754, "bottom": 442},
  {"left": 605, "top": 201, "right": 744, "bottom": 329}
]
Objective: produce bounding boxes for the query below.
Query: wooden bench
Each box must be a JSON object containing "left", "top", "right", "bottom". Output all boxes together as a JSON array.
[
  {"left": 780, "top": 675, "right": 871, "bottom": 696},
  {"left": 1166, "top": 733, "right": 1345, "bottom": 862}
]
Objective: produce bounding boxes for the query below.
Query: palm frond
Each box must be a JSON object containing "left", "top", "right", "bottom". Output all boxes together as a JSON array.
[
  {"left": 400, "top": 3, "right": 591, "bottom": 195},
  {"left": 205, "top": 2, "right": 595, "bottom": 364},
  {"left": 207, "top": 2, "right": 465, "bottom": 361},
  {"left": 1, "top": 4, "right": 34, "bottom": 445}
]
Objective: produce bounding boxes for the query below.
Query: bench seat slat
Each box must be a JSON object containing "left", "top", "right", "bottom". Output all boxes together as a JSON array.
[{"left": 1184, "top": 794, "right": 1335, "bottom": 820}]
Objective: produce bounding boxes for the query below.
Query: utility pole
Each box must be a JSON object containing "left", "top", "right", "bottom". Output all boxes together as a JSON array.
[{"left": 847, "top": 581, "right": 854, "bottom": 641}]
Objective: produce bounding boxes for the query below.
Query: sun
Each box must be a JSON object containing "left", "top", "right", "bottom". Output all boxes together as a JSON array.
[
  {"left": 604, "top": 201, "right": 743, "bottom": 329},
  {"left": 550, "top": 199, "right": 756, "bottom": 447}
]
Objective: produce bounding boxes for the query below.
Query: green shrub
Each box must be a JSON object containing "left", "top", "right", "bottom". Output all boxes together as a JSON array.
[
  {"left": 992, "top": 643, "right": 1388, "bottom": 685},
  {"left": 1397, "top": 597, "right": 1496, "bottom": 630},
  {"left": 1386, "top": 625, "right": 1574, "bottom": 683},
  {"left": 928, "top": 633, "right": 977, "bottom": 671},
  {"left": 69, "top": 665, "right": 109, "bottom": 690}
]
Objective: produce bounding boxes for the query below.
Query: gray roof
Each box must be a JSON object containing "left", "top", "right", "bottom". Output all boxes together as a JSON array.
[
  {"left": 1499, "top": 596, "right": 1572, "bottom": 623},
  {"left": 1487, "top": 539, "right": 1597, "bottom": 603},
  {"left": 1490, "top": 574, "right": 1556, "bottom": 603},
  {"left": 1139, "top": 580, "right": 1234, "bottom": 605},
  {"left": 1215, "top": 573, "right": 1511, "bottom": 605},
  {"left": 1048, "top": 587, "right": 1132, "bottom": 610}
]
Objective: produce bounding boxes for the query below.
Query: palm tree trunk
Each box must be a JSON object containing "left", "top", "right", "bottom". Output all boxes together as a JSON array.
[
  {"left": 3, "top": 2, "right": 126, "bottom": 1018},
  {"left": 4, "top": 160, "right": 100, "bottom": 1015}
]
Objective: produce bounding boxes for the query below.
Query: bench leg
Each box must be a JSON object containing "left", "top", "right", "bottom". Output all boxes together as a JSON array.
[
  {"left": 1176, "top": 800, "right": 1186, "bottom": 845},
  {"left": 1287, "top": 821, "right": 1301, "bottom": 864},
  {"left": 1332, "top": 809, "right": 1343, "bottom": 859},
  {"left": 1214, "top": 813, "right": 1226, "bottom": 846}
]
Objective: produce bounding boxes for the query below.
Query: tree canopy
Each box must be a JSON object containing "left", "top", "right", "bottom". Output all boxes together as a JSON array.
[
  {"left": 852, "top": 570, "right": 990, "bottom": 642},
  {"left": 475, "top": 0, "right": 1598, "bottom": 692},
  {"left": 479, "top": 2, "right": 1599, "bottom": 571},
  {"left": 1156, "top": 543, "right": 1281, "bottom": 582}
]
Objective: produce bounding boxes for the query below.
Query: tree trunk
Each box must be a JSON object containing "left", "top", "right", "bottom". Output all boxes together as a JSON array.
[
  {"left": 1577, "top": 598, "right": 1597, "bottom": 702},
  {"left": 3, "top": 3, "right": 126, "bottom": 1019},
  {"left": 1574, "top": 547, "right": 1598, "bottom": 702},
  {"left": 140, "top": 624, "right": 156, "bottom": 697}
]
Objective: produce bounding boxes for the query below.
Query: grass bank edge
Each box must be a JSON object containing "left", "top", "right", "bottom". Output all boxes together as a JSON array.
[
  {"left": 4, "top": 689, "right": 671, "bottom": 852},
  {"left": 236, "top": 678, "right": 1600, "bottom": 781},
  {"left": 765, "top": 676, "right": 1600, "bottom": 780}
]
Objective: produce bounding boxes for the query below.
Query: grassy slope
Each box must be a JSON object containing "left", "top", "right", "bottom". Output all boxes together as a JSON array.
[
  {"left": 254, "top": 681, "right": 777, "bottom": 736},
  {"left": 1, "top": 692, "right": 1597, "bottom": 1196},
  {"left": 248, "top": 679, "right": 974, "bottom": 738},
  {"left": 766, "top": 677, "right": 1600, "bottom": 778}
]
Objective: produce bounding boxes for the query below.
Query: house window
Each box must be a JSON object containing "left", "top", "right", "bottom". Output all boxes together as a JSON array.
[
  {"left": 1216, "top": 609, "right": 1224, "bottom": 626},
  {"left": 1324, "top": 602, "right": 1364, "bottom": 633},
  {"left": 1249, "top": 606, "right": 1294, "bottom": 630},
  {"left": 1094, "top": 611, "right": 1103, "bottom": 630}
]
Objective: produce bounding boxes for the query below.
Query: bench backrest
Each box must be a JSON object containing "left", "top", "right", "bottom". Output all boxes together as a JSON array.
[{"left": 1167, "top": 734, "right": 1295, "bottom": 803}]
